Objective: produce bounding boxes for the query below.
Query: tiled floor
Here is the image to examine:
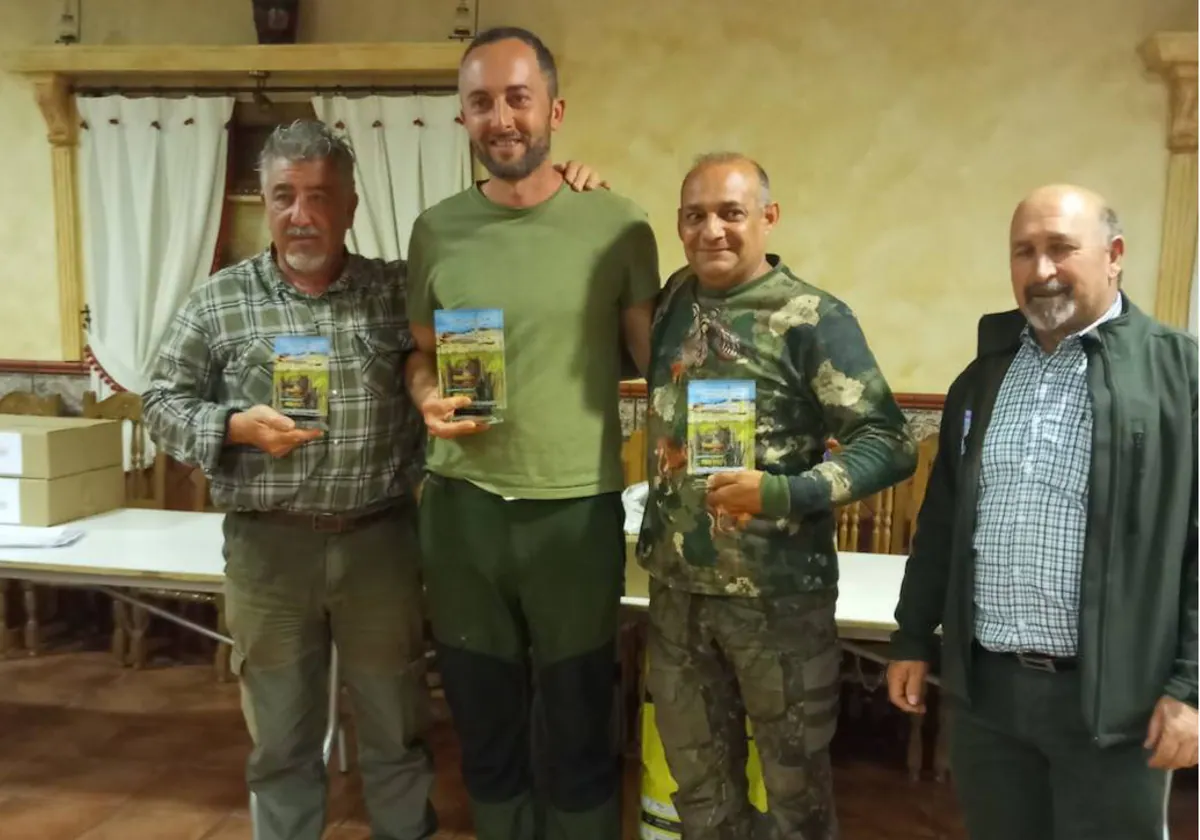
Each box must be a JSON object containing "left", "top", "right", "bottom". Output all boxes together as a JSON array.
[{"left": 0, "top": 647, "right": 1195, "bottom": 840}]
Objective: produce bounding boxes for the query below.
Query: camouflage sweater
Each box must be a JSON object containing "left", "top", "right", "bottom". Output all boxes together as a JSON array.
[{"left": 636, "top": 256, "right": 917, "bottom": 598}]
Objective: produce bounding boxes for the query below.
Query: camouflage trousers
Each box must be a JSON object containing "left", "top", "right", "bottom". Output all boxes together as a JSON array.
[{"left": 645, "top": 578, "right": 841, "bottom": 840}]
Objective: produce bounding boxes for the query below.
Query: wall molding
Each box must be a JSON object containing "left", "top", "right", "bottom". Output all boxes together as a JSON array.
[
  {"left": 1140, "top": 32, "right": 1198, "bottom": 330},
  {"left": 0, "top": 359, "right": 88, "bottom": 376},
  {"left": 619, "top": 380, "right": 944, "bottom": 411}
]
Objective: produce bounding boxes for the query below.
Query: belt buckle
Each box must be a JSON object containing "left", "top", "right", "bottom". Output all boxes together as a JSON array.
[
  {"left": 311, "top": 512, "right": 346, "bottom": 534},
  {"left": 1016, "top": 652, "right": 1057, "bottom": 673}
]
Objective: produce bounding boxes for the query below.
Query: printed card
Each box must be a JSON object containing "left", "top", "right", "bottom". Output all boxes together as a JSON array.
[
  {"left": 272, "top": 336, "right": 331, "bottom": 421},
  {"left": 434, "top": 308, "right": 507, "bottom": 422},
  {"left": 687, "top": 380, "right": 756, "bottom": 474}
]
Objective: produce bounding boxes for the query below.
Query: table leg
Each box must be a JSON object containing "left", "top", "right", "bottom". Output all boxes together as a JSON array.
[
  {"left": 906, "top": 712, "right": 925, "bottom": 781},
  {"left": 0, "top": 580, "right": 8, "bottom": 657},
  {"left": 934, "top": 696, "right": 952, "bottom": 782},
  {"left": 21, "top": 581, "right": 38, "bottom": 655},
  {"left": 323, "top": 643, "right": 347, "bottom": 772}
]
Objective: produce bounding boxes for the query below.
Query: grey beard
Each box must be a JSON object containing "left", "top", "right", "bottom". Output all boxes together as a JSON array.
[
  {"left": 474, "top": 135, "right": 551, "bottom": 181},
  {"left": 1024, "top": 294, "right": 1077, "bottom": 334}
]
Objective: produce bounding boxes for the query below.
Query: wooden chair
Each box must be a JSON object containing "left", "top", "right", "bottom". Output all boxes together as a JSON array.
[
  {"left": 0, "top": 390, "right": 67, "bottom": 656},
  {"left": 81, "top": 391, "right": 230, "bottom": 681},
  {"left": 0, "top": 391, "right": 64, "bottom": 417}
]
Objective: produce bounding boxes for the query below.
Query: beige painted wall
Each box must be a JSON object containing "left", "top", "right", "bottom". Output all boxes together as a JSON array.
[{"left": 0, "top": 0, "right": 1194, "bottom": 392}]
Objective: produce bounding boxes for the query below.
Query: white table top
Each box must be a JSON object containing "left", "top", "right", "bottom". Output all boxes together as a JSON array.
[
  {"left": 0, "top": 508, "right": 226, "bottom": 592},
  {"left": 0, "top": 508, "right": 905, "bottom": 637}
]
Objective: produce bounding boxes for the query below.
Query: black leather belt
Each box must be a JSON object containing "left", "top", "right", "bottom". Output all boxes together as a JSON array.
[
  {"left": 975, "top": 641, "right": 1078, "bottom": 673},
  {"left": 239, "top": 502, "right": 401, "bottom": 534}
]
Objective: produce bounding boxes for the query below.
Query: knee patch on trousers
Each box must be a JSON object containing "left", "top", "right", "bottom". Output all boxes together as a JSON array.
[
  {"left": 535, "top": 642, "right": 619, "bottom": 812},
  {"left": 436, "top": 642, "right": 533, "bottom": 803}
]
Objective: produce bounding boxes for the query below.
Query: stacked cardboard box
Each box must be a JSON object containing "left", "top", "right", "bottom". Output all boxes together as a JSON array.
[{"left": 0, "top": 415, "right": 126, "bottom": 526}]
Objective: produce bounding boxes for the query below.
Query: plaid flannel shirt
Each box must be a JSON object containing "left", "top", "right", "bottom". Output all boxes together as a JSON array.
[
  {"left": 972, "top": 296, "right": 1122, "bottom": 657},
  {"left": 142, "top": 249, "right": 423, "bottom": 514}
]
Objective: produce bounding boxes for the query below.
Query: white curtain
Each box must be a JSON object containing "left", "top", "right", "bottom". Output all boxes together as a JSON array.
[
  {"left": 78, "top": 95, "right": 233, "bottom": 466},
  {"left": 79, "top": 95, "right": 233, "bottom": 394},
  {"left": 311, "top": 94, "right": 472, "bottom": 260}
]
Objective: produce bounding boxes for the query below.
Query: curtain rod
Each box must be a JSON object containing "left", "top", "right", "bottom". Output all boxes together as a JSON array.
[{"left": 72, "top": 84, "right": 458, "bottom": 97}]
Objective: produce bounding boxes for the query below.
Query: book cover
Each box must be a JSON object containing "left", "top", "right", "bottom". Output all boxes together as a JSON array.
[
  {"left": 434, "top": 308, "right": 507, "bottom": 419},
  {"left": 272, "top": 335, "right": 331, "bottom": 420},
  {"left": 687, "top": 380, "right": 756, "bottom": 474}
]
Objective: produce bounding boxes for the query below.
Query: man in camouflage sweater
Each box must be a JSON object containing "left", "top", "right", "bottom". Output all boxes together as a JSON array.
[{"left": 637, "top": 153, "right": 916, "bottom": 839}]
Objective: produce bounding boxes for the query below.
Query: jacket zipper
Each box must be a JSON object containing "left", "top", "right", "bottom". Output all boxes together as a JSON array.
[
  {"left": 1092, "top": 337, "right": 1119, "bottom": 740},
  {"left": 1128, "top": 429, "right": 1144, "bottom": 536}
]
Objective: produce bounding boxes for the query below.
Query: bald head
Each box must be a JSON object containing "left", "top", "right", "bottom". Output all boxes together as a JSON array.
[
  {"left": 1012, "top": 184, "right": 1121, "bottom": 246},
  {"left": 677, "top": 152, "right": 779, "bottom": 290},
  {"left": 1008, "top": 183, "right": 1125, "bottom": 351},
  {"left": 682, "top": 153, "right": 771, "bottom": 207}
]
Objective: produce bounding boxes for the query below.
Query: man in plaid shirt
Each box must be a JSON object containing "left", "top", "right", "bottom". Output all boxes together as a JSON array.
[{"left": 143, "top": 119, "right": 603, "bottom": 840}]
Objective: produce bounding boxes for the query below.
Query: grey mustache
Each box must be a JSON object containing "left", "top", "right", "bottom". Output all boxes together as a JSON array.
[{"left": 287, "top": 226, "right": 319, "bottom": 238}]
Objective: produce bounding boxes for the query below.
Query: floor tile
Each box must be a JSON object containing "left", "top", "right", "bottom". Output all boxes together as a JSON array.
[
  {"left": 0, "top": 756, "right": 162, "bottom": 804},
  {"left": 0, "top": 794, "right": 125, "bottom": 840},
  {"left": 135, "top": 765, "right": 250, "bottom": 814},
  {"left": 197, "top": 813, "right": 251, "bottom": 840},
  {"left": 76, "top": 803, "right": 227, "bottom": 839}
]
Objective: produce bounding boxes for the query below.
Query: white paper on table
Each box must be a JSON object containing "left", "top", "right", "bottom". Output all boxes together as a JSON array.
[
  {"left": 0, "top": 479, "right": 20, "bottom": 525},
  {"left": 0, "top": 432, "right": 22, "bottom": 475},
  {"left": 0, "top": 524, "right": 84, "bottom": 548}
]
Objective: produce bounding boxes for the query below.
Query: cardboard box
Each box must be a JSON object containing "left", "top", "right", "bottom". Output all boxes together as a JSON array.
[
  {"left": 0, "top": 415, "right": 125, "bottom": 526},
  {"left": 0, "top": 415, "right": 123, "bottom": 479}
]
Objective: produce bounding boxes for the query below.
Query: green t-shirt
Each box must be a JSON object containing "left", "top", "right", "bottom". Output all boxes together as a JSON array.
[{"left": 407, "top": 181, "right": 660, "bottom": 499}]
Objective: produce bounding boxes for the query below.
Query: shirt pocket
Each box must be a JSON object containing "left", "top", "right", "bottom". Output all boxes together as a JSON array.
[
  {"left": 355, "top": 331, "right": 405, "bottom": 402},
  {"left": 227, "top": 337, "right": 275, "bottom": 407}
]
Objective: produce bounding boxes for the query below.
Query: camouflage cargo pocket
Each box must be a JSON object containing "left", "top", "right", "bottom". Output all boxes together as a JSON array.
[{"left": 730, "top": 590, "right": 841, "bottom": 756}]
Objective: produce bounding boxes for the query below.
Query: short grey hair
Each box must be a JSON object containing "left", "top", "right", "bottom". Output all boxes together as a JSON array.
[
  {"left": 687, "top": 152, "right": 771, "bottom": 206},
  {"left": 1100, "top": 205, "right": 1124, "bottom": 285},
  {"left": 258, "top": 119, "right": 356, "bottom": 191},
  {"left": 1100, "top": 205, "right": 1123, "bottom": 244}
]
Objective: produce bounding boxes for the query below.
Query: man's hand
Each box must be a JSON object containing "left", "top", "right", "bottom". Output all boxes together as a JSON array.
[
  {"left": 420, "top": 394, "right": 490, "bottom": 439},
  {"left": 1145, "top": 695, "right": 1199, "bottom": 769},
  {"left": 705, "top": 470, "right": 764, "bottom": 517},
  {"left": 887, "top": 660, "right": 930, "bottom": 714},
  {"left": 227, "top": 405, "right": 322, "bottom": 458},
  {"left": 556, "top": 161, "right": 609, "bottom": 192}
]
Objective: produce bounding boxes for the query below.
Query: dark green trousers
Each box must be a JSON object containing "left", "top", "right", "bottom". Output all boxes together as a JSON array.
[
  {"left": 950, "top": 645, "right": 1170, "bottom": 840},
  {"left": 418, "top": 474, "right": 624, "bottom": 840},
  {"left": 222, "top": 508, "right": 436, "bottom": 840}
]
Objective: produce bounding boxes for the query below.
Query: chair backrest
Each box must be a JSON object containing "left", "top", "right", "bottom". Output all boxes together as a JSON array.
[
  {"left": 81, "top": 391, "right": 165, "bottom": 508},
  {"left": 0, "top": 391, "right": 63, "bottom": 417},
  {"left": 836, "top": 432, "right": 939, "bottom": 555},
  {"left": 621, "top": 428, "right": 647, "bottom": 487}
]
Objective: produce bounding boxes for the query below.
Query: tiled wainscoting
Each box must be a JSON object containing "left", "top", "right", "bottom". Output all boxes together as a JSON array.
[{"left": 0, "top": 371, "right": 91, "bottom": 416}]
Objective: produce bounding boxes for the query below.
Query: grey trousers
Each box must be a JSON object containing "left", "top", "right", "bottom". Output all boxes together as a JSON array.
[
  {"left": 222, "top": 509, "right": 436, "bottom": 840},
  {"left": 950, "top": 645, "right": 1171, "bottom": 840}
]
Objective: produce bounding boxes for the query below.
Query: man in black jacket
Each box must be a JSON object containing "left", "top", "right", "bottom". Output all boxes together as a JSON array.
[{"left": 887, "top": 184, "right": 1197, "bottom": 840}]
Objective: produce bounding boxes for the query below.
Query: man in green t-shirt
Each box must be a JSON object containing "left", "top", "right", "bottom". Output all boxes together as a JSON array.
[
  {"left": 403, "top": 26, "right": 660, "bottom": 840},
  {"left": 638, "top": 153, "right": 916, "bottom": 839}
]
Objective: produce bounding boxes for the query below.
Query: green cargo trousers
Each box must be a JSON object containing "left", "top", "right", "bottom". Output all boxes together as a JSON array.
[
  {"left": 222, "top": 507, "right": 436, "bottom": 840},
  {"left": 646, "top": 578, "right": 842, "bottom": 840},
  {"left": 418, "top": 474, "right": 625, "bottom": 840},
  {"left": 949, "top": 644, "right": 1171, "bottom": 840}
]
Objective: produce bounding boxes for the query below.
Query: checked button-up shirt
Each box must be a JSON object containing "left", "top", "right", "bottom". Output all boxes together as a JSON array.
[{"left": 143, "top": 248, "right": 424, "bottom": 514}]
